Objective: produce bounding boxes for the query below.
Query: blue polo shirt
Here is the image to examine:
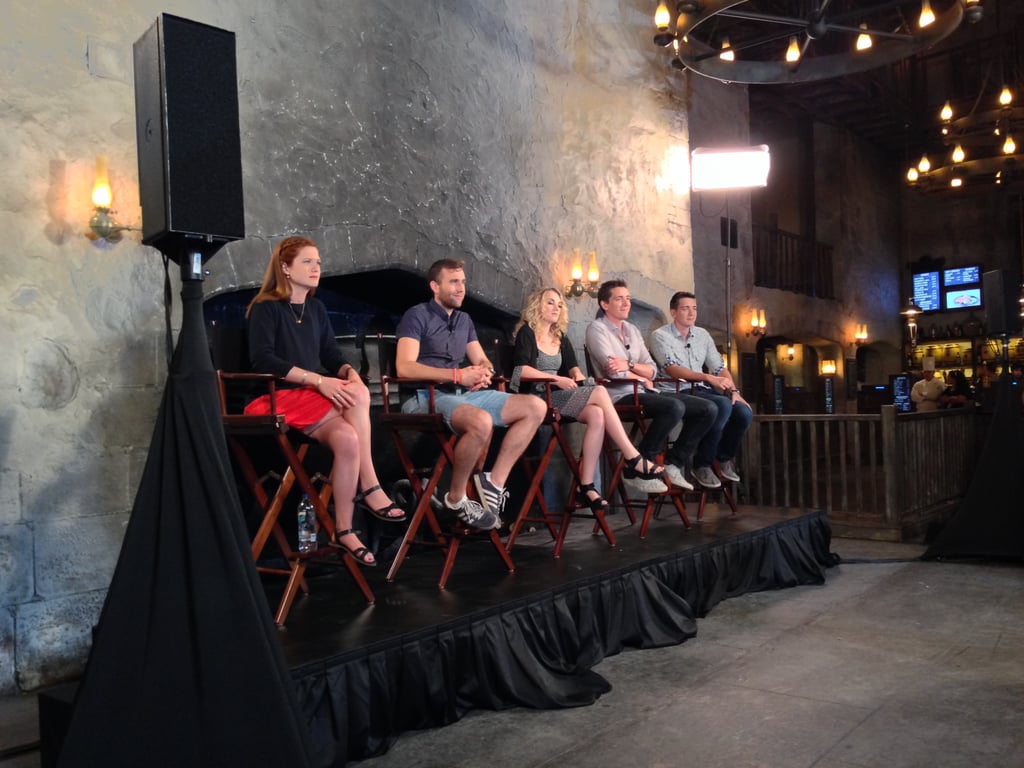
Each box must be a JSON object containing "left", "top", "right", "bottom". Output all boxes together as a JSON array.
[{"left": 396, "top": 300, "right": 478, "bottom": 368}]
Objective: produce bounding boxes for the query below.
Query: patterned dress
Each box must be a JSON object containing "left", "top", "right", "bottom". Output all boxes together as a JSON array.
[{"left": 534, "top": 349, "right": 595, "bottom": 419}]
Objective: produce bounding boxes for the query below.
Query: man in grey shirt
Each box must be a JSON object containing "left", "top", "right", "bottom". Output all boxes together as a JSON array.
[
  {"left": 585, "top": 279, "right": 716, "bottom": 491},
  {"left": 650, "top": 290, "right": 753, "bottom": 487}
]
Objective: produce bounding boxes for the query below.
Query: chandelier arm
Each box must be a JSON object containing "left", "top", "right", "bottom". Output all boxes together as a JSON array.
[
  {"left": 687, "top": 26, "right": 801, "bottom": 63},
  {"left": 716, "top": 9, "right": 811, "bottom": 27}
]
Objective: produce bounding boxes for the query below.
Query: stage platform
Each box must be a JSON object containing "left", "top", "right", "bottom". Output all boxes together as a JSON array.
[{"left": 271, "top": 504, "right": 839, "bottom": 766}]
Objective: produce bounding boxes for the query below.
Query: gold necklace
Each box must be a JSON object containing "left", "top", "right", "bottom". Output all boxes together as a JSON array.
[{"left": 289, "top": 301, "right": 306, "bottom": 324}]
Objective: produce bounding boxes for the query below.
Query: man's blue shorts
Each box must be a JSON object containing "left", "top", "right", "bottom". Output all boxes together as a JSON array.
[{"left": 401, "top": 388, "right": 511, "bottom": 431}]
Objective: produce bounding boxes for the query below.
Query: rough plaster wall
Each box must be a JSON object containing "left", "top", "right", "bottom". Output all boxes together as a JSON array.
[{"left": 0, "top": 0, "right": 704, "bottom": 692}]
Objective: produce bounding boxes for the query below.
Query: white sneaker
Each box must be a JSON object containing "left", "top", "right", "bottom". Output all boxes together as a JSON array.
[
  {"left": 718, "top": 460, "right": 740, "bottom": 483},
  {"left": 692, "top": 465, "right": 722, "bottom": 489},
  {"left": 662, "top": 463, "right": 694, "bottom": 491}
]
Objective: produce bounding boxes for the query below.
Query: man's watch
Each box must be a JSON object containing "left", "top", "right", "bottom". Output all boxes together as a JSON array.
[{"left": 628, "top": 360, "right": 636, "bottom": 371}]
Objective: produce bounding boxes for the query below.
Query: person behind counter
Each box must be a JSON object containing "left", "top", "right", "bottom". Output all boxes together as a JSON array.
[{"left": 910, "top": 356, "right": 945, "bottom": 412}]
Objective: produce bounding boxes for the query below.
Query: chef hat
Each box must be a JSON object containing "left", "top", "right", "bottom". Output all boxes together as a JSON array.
[{"left": 922, "top": 356, "right": 936, "bottom": 371}]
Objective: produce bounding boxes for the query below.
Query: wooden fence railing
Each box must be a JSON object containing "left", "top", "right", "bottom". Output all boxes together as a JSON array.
[{"left": 735, "top": 406, "right": 982, "bottom": 540}]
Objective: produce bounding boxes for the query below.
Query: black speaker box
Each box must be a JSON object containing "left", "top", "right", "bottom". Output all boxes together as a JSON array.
[
  {"left": 982, "top": 269, "right": 1022, "bottom": 336},
  {"left": 133, "top": 14, "right": 244, "bottom": 260}
]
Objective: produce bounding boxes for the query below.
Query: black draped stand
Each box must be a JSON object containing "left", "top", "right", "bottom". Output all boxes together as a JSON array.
[
  {"left": 285, "top": 510, "right": 838, "bottom": 765},
  {"left": 923, "top": 374, "right": 1024, "bottom": 561},
  {"left": 57, "top": 278, "right": 312, "bottom": 766}
]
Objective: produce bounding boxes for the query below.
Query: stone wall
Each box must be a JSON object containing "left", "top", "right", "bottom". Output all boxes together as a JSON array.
[{"left": 0, "top": 0, "right": 739, "bottom": 692}]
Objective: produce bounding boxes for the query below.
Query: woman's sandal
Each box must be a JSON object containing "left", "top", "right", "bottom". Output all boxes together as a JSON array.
[
  {"left": 623, "top": 454, "right": 665, "bottom": 480},
  {"left": 354, "top": 484, "right": 407, "bottom": 523},
  {"left": 576, "top": 482, "right": 610, "bottom": 514},
  {"left": 330, "top": 528, "right": 377, "bottom": 567}
]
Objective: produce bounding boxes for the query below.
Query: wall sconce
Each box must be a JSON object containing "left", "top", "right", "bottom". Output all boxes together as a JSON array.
[
  {"left": 747, "top": 308, "right": 767, "bottom": 336},
  {"left": 820, "top": 359, "right": 837, "bottom": 375},
  {"left": 564, "top": 248, "right": 600, "bottom": 298},
  {"left": 87, "top": 156, "right": 127, "bottom": 244},
  {"left": 854, "top": 324, "right": 868, "bottom": 346},
  {"left": 900, "top": 297, "right": 923, "bottom": 348},
  {"left": 786, "top": 344, "right": 795, "bottom": 361}
]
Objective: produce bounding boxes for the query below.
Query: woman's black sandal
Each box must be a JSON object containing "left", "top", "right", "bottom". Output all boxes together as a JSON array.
[
  {"left": 577, "top": 483, "right": 610, "bottom": 513},
  {"left": 623, "top": 454, "right": 665, "bottom": 480},
  {"left": 330, "top": 528, "right": 377, "bottom": 567},
  {"left": 354, "top": 484, "right": 407, "bottom": 523}
]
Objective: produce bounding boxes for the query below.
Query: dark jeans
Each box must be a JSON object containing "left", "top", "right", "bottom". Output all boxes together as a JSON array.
[
  {"left": 689, "top": 388, "right": 753, "bottom": 467},
  {"left": 632, "top": 391, "right": 717, "bottom": 467}
]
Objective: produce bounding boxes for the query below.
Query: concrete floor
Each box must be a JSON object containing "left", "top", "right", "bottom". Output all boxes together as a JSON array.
[{"left": 3, "top": 538, "right": 1022, "bottom": 768}]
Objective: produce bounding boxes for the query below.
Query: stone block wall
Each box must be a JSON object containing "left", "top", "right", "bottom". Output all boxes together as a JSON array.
[{"left": 1, "top": 0, "right": 737, "bottom": 692}]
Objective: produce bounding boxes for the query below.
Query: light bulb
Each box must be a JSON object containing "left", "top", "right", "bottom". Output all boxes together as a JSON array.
[
  {"left": 570, "top": 248, "right": 583, "bottom": 281},
  {"left": 654, "top": 2, "right": 671, "bottom": 29},
  {"left": 950, "top": 177, "right": 962, "bottom": 188},
  {"left": 999, "top": 86, "right": 1013, "bottom": 106},
  {"left": 785, "top": 36, "right": 801, "bottom": 63},
  {"left": 91, "top": 156, "right": 113, "bottom": 208},
  {"left": 952, "top": 144, "right": 965, "bottom": 163},
  {"left": 855, "top": 24, "right": 872, "bottom": 51},
  {"left": 587, "top": 251, "right": 600, "bottom": 283},
  {"left": 719, "top": 37, "right": 734, "bottom": 61},
  {"left": 940, "top": 101, "right": 953, "bottom": 121},
  {"left": 906, "top": 166, "right": 919, "bottom": 183},
  {"left": 919, "top": 0, "right": 935, "bottom": 27},
  {"left": 1004, "top": 135, "right": 1017, "bottom": 155},
  {"left": 917, "top": 154, "right": 930, "bottom": 173}
]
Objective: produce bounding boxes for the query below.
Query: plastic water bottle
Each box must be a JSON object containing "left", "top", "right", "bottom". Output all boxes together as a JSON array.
[{"left": 297, "top": 494, "right": 317, "bottom": 554}]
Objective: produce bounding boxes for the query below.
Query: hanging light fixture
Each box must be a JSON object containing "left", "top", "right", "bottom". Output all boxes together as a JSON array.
[
  {"left": 654, "top": 0, "right": 966, "bottom": 84},
  {"left": 900, "top": 297, "right": 923, "bottom": 348},
  {"left": 907, "top": 35, "right": 1022, "bottom": 195}
]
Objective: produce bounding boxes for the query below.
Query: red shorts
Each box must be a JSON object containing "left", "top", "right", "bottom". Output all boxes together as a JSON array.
[{"left": 243, "top": 387, "right": 334, "bottom": 431}]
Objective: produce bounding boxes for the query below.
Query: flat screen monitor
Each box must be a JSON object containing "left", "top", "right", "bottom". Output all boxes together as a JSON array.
[
  {"left": 943, "top": 265, "right": 981, "bottom": 287},
  {"left": 944, "top": 286, "right": 983, "bottom": 310},
  {"left": 890, "top": 374, "right": 912, "bottom": 412},
  {"left": 912, "top": 271, "right": 941, "bottom": 312}
]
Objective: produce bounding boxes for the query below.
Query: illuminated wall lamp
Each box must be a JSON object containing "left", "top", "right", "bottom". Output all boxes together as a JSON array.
[
  {"left": 564, "top": 248, "right": 600, "bottom": 298},
  {"left": 786, "top": 344, "right": 795, "bottom": 361},
  {"left": 820, "top": 359, "right": 837, "bottom": 375},
  {"left": 747, "top": 308, "right": 767, "bottom": 336},
  {"left": 87, "top": 156, "right": 127, "bottom": 245},
  {"left": 854, "top": 324, "right": 868, "bottom": 346}
]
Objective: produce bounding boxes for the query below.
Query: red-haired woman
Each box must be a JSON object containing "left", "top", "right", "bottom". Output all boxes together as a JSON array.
[{"left": 244, "top": 236, "right": 403, "bottom": 566}]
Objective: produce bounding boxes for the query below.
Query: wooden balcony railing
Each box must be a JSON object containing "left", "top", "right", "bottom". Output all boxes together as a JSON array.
[
  {"left": 734, "top": 406, "right": 982, "bottom": 540},
  {"left": 752, "top": 224, "right": 835, "bottom": 299}
]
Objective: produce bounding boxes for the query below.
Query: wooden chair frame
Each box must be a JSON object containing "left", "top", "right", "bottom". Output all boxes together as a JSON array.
[
  {"left": 582, "top": 346, "right": 691, "bottom": 537},
  {"left": 503, "top": 379, "right": 617, "bottom": 557},
  {"left": 652, "top": 378, "right": 739, "bottom": 523},
  {"left": 216, "top": 371, "right": 374, "bottom": 625}
]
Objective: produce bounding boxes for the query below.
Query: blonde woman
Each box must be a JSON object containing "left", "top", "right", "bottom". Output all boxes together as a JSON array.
[
  {"left": 511, "top": 288, "right": 667, "bottom": 512},
  {"left": 244, "top": 236, "right": 404, "bottom": 567}
]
